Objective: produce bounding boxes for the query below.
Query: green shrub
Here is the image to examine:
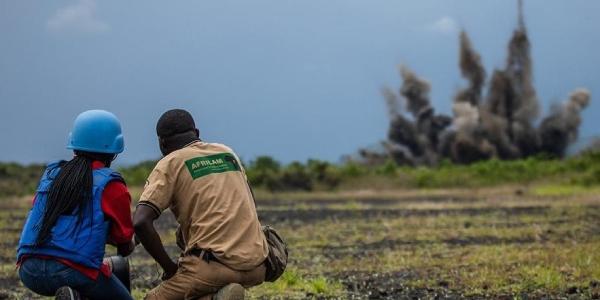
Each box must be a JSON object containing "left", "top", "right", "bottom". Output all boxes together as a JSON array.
[
  {"left": 246, "top": 156, "right": 283, "bottom": 191},
  {"left": 249, "top": 156, "right": 281, "bottom": 172},
  {"left": 118, "top": 160, "right": 157, "bottom": 186},
  {"left": 375, "top": 160, "right": 398, "bottom": 177},
  {"left": 0, "top": 162, "right": 44, "bottom": 197},
  {"left": 306, "top": 159, "right": 341, "bottom": 189},
  {"left": 339, "top": 161, "right": 367, "bottom": 178},
  {"left": 280, "top": 162, "right": 313, "bottom": 191}
]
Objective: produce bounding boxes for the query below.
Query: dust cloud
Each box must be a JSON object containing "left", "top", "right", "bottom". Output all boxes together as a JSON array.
[{"left": 367, "top": 0, "right": 591, "bottom": 165}]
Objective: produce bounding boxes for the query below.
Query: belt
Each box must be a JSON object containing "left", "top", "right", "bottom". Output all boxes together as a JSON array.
[{"left": 186, "top": 248, "right": 221, "bottom": 264}]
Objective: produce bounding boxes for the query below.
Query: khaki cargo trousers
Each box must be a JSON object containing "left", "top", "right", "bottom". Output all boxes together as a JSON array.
[{"left": 145, "top": 255, "right": 266, "bottom": 300}]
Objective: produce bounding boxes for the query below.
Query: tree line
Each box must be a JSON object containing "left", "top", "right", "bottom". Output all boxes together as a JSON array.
[{"left": 1, "top": 151, "right": 599, "bottom": 197}]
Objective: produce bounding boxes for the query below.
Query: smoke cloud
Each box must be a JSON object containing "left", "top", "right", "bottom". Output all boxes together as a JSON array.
[
  {"left": 455, "top": 31, "right": 486, "bottom": 106},
  {"left": 366, "top": 2, "right": 591, "bottom": 165},
  {"left": 539, "top": 89, "right": 591, "bottom": 157}
]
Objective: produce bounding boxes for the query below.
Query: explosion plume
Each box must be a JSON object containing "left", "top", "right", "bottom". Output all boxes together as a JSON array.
[
  {"left": 455, "top": 31, "right": 486, "bottom": 106},
  {"left": 369, "top": 0, "right": 591, "bottom": 165}
]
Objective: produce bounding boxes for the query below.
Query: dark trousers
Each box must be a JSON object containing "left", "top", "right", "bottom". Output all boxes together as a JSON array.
[{"left": 19, "top": 258, "right": 132, "bottom": 300}]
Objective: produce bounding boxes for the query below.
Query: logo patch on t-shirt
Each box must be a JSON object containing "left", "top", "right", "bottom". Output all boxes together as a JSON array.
[{"left": 185, "top": 153, "right": 239, "bottom": 179}]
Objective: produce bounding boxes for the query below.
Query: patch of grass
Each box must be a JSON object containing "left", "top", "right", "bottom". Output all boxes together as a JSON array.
[
  {"left": 130, "top": 288, "right": 150, "bottom": 299},
  {"left": 530, "top": 184, "right": 600, "bottom": 197},
  {"left": 248, "top": 268, "right": 344, "bottom": 299},
  {"left": 523, "top": 265, "right": 564, "bottom": 291}
]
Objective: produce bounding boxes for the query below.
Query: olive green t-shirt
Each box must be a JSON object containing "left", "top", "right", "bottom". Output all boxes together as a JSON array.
[{"left": 139, "top": 141, "right": 268, "bottom": 271}]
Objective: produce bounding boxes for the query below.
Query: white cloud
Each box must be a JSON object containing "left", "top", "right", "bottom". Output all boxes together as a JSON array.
[
  {"left": 428, "top": 16, "right": 459, "bottom": 35},
  {"left": 47, "top": 0, "right": 109, "bottom": 34}
]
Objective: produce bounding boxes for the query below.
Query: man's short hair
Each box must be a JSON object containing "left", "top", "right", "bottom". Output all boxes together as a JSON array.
[{"left": 156, "top": 109, "right": 196, "bottom": 138}]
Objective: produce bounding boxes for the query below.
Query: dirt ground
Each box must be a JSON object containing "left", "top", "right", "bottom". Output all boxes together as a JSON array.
[{"left": 2, "top": 187, "right": 600, "bottom": 299}]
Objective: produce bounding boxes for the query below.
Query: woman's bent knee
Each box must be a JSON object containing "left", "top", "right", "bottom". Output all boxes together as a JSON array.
[{"left": 18, "top": 265, "right": 55, "bottom": 296}]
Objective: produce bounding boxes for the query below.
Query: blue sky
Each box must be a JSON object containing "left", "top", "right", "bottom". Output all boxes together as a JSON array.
[{"left": 0, "top": 0, "right": 598, "bottom": 165}]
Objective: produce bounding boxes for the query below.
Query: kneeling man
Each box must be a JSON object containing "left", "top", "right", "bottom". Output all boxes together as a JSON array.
[{"left": 134, "top": 109, "right": 268, "bottom": 300}]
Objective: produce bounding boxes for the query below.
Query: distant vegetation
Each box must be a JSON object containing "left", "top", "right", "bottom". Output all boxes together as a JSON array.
[
  {"left": 1, "top": 151, "right": 599, "bottom": 197},
  {"left": 0, "top": 162, "right": 45, "bottom": 197},
  {"left": 242, "top": 152, "right": 600, "bottom": 191}
]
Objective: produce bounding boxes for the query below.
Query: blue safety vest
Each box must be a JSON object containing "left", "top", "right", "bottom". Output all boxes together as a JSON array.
[{"left": 17, "top": 161, "right": 123, "bottom": 269}]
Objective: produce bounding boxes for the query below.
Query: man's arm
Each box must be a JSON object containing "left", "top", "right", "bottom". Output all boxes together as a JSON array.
[{"left": 133, "top": 204, "right": 178, "bottom": 280}]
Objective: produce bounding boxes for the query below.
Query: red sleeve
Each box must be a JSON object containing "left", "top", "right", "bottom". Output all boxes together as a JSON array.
[{"left": 101, "top": 181, "right": 134, "bottom": 246}]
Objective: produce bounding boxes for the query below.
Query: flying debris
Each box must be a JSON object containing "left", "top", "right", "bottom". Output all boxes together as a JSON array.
[{"left": 366, "top": 0, "right": 591, "bottom": 165}]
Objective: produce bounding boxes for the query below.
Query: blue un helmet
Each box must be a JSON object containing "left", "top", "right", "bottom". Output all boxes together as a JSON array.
[{"left": 67, "top": 110, "right": 124, "bottom": 154}]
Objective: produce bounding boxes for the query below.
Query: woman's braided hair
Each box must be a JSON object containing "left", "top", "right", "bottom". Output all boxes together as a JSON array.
[{"left": 35, "top": 151, "right": 114, "bottom": 245}]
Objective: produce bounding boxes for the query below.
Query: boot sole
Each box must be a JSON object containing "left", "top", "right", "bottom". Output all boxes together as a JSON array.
[{"left": 55, "top": 286, "right": 79, "bottom": 300}]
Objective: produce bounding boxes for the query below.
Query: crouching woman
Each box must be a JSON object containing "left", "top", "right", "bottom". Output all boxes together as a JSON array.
[{"left": 16, "top": 110, "right": 135, "bottom": 300}]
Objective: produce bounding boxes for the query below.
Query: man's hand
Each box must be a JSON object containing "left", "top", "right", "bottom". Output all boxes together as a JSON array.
[
  {"left": 134, "top": 204, "right": 178, "bottom": 279},
  {"left": 116, "top": 239, "right": 136, "bottom": 257},
  {"left": 161, "top": 260, "right": 178, "bottom": 281}
]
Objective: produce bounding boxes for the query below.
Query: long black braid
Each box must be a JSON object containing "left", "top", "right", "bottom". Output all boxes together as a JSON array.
[{"left": 35, "top": 151, "right": 115, "bottom": 245}]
